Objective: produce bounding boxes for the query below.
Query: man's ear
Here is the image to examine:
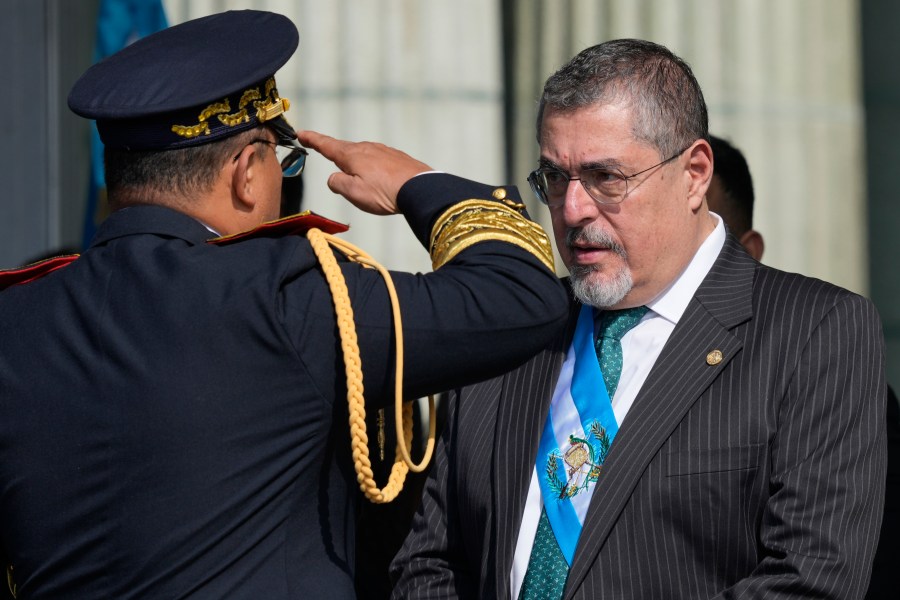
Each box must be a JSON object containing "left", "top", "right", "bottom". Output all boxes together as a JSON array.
[
  {"left": 230, "top": 143, "right": 261, "bottom": 212},
  {"left": 739, "top": 229, "right": 765, "bottom": 262},
  {"left": 686, "top": 139, "right": 714, "bottom": 211}
]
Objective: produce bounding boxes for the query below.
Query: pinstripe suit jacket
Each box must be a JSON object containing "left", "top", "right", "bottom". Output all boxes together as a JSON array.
[{"left": 391, "top": 235, "right": 887, "bottom": 599}]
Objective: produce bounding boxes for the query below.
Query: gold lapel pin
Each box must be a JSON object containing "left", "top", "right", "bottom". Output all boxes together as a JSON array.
[{"left": 706, "top": 349, "right": 723, "bottom": 365}]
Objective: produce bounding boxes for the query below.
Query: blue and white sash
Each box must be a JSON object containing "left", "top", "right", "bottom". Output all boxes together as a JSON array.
[{"left": 535, "top": 304, "right": 618, "bottom": 565}]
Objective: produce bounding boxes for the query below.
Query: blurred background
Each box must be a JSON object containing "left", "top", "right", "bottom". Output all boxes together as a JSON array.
[{"left": 2, "top": 0, "right": 899, "bottom": 388}]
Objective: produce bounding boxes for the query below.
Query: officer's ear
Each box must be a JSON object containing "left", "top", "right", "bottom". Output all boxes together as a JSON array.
[{"left": 231, "top": 142, "right": 263, "bottom": 211}]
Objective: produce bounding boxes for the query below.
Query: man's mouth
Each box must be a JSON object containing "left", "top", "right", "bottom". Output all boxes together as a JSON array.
[
  {"left": 565, "top": 228, "right": 625, "bottom": 263},
  {"left": 572, "top": 247, "right": 617, "bottom": 268}
]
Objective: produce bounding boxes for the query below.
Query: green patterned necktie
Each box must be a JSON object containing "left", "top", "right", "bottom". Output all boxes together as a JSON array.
[
  {"left": 595, "top": 306, "right": 649, "bottom": 399},
  {"left": 518, "top": 306, "right": 648, "bottom": 600}
]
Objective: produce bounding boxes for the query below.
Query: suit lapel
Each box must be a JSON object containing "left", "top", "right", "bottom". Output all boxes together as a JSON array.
[
  {"left": 490, "top": 299, "right": 579, "bottom": 598},
  {"left": 563, "top": 237, "right": 757, "bottom": 599}
]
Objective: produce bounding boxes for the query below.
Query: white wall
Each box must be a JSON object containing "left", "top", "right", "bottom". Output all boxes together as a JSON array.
[
  {"left": 165, "top": 0, "right": 869, "bottom": 295},
  {"left": 164, "top": 0, "right": 505, "bottom": 274},
  {"left": 510, "top": 0, "right": 867, "bottom": 295}
]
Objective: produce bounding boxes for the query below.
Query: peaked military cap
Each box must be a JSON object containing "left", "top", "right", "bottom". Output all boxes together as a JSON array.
[{"left": 68, "top": 10, "right": 299, "bottom": 151}]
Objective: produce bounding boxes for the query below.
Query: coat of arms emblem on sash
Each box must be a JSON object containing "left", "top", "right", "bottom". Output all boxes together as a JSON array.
[{"left": 545, "top": 420, "right": 611, "bottom": 500}]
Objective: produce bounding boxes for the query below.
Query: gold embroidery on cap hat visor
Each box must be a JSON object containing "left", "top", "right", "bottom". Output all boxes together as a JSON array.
[{"left": 171, "top": 77, "right": 289, "bottom": 138}]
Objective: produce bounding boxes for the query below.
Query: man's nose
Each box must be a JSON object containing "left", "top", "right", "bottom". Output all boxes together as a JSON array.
[{"left": 558, "top": 179, "right": 599, "bottom": 227}]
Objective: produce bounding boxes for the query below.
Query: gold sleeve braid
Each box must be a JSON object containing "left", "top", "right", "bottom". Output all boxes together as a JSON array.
[{"left": 429, "top": 199, "right": 555, "bottom": 272}]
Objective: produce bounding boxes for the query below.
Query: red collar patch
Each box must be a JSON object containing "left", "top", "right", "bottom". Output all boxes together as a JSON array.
[
  {"left": 0, "top": 214, "right": 348, "bottom": 289},
  {"left": 208, "top": 211, "right": 349, "bottom": 246},
  {"left": 0, "top": 254, "right": 79, "bottom": 291}
]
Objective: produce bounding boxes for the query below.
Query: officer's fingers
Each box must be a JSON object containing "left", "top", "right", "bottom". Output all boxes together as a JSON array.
[
  {"left": 296, "top": 130, "right": 329, "bottom": 149},
  {"left": 326, "top": 172, "right": 396, "bottom": 216},
  {"left": 297, "top": 130, "right": 346, "bottom": 162},
  {"left": 325, "top": 171, "right": 354, "bottom": 197},
  {"left": 299, "top": 132, "right": 383, "bottom": 176}
]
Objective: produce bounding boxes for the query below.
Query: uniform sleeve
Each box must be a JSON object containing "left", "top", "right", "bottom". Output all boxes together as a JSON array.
[
  {"left": 716, "top": 294, "right": 887, "bottom": 599},
  {"left": 283, "top": 173, "right": 569, "bottom": 406}
]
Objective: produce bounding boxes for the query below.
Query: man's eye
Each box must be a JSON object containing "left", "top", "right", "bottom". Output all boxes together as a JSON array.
[
  {"left": 585, "top": 169, "right": 619, "bottom": 185},
  {"left": 543, "top": 171, "right": 568, "bottom": 185}
]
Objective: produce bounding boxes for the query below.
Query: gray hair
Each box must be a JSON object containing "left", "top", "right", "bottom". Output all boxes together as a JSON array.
[{"left": 536, "top": 39, "right": 708, "bottom": 158}]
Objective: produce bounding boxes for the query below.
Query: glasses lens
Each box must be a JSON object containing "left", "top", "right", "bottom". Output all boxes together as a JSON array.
[
  {"left": 527, "top": 171, "right": 549, "bottom": 205},
  {"left": 530, "top": 169, "right": 569, "bottom": 206},
  {"left": 582, "top": 169, "right": 626, "bottom": 203},
  {"left": 275, "top": 144, "right": 307, "bottom": 177}
]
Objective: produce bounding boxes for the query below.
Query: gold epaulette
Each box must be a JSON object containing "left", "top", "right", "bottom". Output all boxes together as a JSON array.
[{"left": 429, "top": 193, "right": 555, "bottom": 271}]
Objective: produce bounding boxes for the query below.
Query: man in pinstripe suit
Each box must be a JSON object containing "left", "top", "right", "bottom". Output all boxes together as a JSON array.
[{"left": 391, "top": 39, "right": 887, "bottom": 599}]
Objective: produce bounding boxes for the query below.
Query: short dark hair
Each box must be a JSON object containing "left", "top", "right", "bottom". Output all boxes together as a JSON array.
[
  {"left": 104, "top": 126, "right": 265, "bottom": 207},
  {"left": 709, "top": 135, "right": 755, "bottom": 236},
  {"left": 536, "top": 39, "right": 709, "bottom": 158}
]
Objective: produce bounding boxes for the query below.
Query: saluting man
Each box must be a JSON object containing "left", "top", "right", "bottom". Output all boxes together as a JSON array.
[{"left": 0, "top": 10, "right": 567, "bottom": 599}]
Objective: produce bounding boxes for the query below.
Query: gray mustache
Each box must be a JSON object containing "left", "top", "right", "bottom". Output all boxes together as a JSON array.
[{"left": 565, "top": 227, "right": 627, "bottom": 258}]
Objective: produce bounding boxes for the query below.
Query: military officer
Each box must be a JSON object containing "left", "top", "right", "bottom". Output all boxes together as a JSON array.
[{"left": 0, "top": 10, "right": 567, "bottom": 599}]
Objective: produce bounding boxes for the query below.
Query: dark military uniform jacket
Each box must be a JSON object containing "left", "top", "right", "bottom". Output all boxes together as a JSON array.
[{"left": 0, "top": 173, "right": 568, "bottom": 599}]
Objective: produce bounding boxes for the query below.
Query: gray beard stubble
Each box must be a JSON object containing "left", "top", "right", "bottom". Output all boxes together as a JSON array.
[{"left": 566, "top": 227, "right": 633, "bottom": 308}]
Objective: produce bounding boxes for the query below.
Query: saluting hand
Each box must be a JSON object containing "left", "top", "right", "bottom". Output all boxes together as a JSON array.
[{"left": 297, "top": 130, "right": 432, "bottom": 216}]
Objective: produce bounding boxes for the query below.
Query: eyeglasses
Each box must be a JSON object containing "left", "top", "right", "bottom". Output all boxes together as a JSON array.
[
  {"left": 240, "top": 138, "right": 307, "bottom": 177},
  {"left": 231, "top": 119, "right": 308, "bottom": 178},
  {"left": 527, "top": 145, "right": 691, "bottom": 207},
  {"left": 266, "top": 117, "right": 307, "bottom": 178}
]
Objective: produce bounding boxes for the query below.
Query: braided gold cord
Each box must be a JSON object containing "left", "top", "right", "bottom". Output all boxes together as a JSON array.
[{"left": 306, "top": 228, "right": 436, "bottom": 503}]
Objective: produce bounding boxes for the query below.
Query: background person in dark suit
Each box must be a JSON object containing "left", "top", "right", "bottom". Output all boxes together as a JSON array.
[
  {"left": 0, "top": 10, "right": 568, "bottom": 599},
  {"left": 392, "top": 39, "right": 887, "bottom": 599},
  {"left": 706, "top": 134, "right": 765, "bottom": 261},
  {"left": 867, "top": 385, "right": 900, "bottom": 599}
]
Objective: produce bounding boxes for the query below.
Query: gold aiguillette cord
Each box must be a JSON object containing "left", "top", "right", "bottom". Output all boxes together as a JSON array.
[{"left": 306, "top": 228, "right": 436, "bottom": 503}]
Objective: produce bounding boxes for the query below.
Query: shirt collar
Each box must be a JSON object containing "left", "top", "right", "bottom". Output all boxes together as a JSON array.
[{"left": 645, "top": 212, "right": 725, "bottom": 325}]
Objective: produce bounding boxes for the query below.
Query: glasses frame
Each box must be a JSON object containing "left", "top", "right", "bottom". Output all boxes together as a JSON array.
[
  {"left": 528, "top": 144, "right": 693, "bottom": 207},
  {"left": 231, "top": 119, "right": 308, "bottom": 178},
  {"left": 266, "top": 117, "right": 308, "bottom": 178}
]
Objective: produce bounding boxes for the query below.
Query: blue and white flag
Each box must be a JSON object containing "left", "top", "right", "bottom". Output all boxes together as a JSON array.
[{"left": 82, "top": 0, "right": 168, "bottom": 247}]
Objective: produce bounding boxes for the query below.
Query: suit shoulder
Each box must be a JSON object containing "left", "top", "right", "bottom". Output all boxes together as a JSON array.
[{"left": 752, "top": 263, "right": 879, "bottom": 326}]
